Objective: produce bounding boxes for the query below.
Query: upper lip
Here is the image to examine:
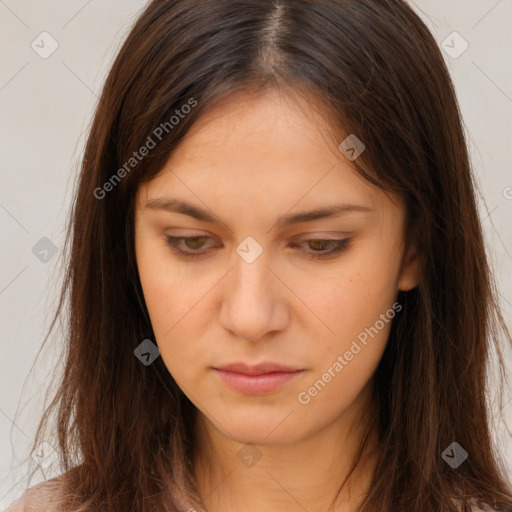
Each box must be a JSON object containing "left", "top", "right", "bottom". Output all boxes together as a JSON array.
[{"left": 214, "top": 362, "right": 303, "bottom": 375}]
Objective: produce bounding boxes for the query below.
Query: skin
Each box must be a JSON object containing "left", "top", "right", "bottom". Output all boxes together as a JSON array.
[{"left": 134, "top": 87, "right": 420, "bottom": 512}]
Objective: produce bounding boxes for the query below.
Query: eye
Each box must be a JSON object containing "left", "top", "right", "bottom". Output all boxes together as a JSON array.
[
  {"left": 292, "top": 238, "right": 352, "bottom": 259},
  {"left": 163, "top": 235, "right": 352, "bottom": 260},
  {"left": 164, "top": 235, "right": 216, "bottom": 260}
]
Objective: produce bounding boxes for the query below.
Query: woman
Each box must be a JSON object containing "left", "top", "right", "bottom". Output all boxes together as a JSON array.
[{"left": 7, "top": 0, "right": 512, "bottom": 511}]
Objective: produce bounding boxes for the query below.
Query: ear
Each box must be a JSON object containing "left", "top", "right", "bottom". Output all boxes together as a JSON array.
[{"left": 398, "top": 245, "right": 421, "bottom": 291}]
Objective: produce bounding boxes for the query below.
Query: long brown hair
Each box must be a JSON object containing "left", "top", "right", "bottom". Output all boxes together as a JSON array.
[{"left": 22, "top": 0, "right": 512, "bottom": 511}]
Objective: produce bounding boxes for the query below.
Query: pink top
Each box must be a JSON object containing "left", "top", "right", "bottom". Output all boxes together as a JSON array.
[
  {"left": 5, "top": 478, "right": 501, "bottom": 512},
  {"left": 6, "top": 479, "right": 64, "bottom": 512}
]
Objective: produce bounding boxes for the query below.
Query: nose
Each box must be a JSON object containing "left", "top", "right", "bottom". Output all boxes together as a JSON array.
[{"left": 219, "top": 247, "right": 289, "bottom": 342}]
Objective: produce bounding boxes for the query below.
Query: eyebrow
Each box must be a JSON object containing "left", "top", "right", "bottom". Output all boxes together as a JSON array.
[{"left": 144, "top": 197, "right": 375, "bottom": 228}]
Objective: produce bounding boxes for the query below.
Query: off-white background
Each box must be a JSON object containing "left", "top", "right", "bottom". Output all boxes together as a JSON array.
[{"left": 1, "top": 0, "right": 511, "bottom": 508}]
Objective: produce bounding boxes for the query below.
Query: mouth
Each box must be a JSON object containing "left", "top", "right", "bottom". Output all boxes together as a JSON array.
[{"left": 213, "top": 362, "right": 305, "bottom": 395}]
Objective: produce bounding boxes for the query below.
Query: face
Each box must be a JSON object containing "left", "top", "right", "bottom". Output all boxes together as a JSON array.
[{"left": 134, "top": 88, "right": 419, "bottom": 446}]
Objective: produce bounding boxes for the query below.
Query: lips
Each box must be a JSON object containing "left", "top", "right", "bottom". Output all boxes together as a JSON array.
[
  {"left": 214, "top": 362, "right": 303, "bottom": 375},
  {"left": 213, "top": 362, "right": 305, "bottom": 394}
]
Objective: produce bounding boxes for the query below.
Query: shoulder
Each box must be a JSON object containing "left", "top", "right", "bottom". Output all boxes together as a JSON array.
[{"left": 5, "top": 476, "right": 65, "bottom": 512}]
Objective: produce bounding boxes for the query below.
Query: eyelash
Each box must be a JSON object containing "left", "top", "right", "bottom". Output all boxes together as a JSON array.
[{"left": 163, "top": 235, "right": 352, "bottom": 260}]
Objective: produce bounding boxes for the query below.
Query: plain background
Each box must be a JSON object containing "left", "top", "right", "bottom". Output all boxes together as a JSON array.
[{"left": 1, "top": 0, "right": 511, "bottom": 508}]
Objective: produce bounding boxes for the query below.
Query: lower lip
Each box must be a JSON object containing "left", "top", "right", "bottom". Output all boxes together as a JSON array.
[{"left": 214, "top": 369, "right": 304, "bottom": 395}]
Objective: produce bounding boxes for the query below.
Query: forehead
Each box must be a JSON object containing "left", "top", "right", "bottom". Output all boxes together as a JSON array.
[
  {"left": 135, "top": 88, "right": 402, "bottom": 223},
  {"left": 172, "top": 87, "right": 343, "bottom": 165}
]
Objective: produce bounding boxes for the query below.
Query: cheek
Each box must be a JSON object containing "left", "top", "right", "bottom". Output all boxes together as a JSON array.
[
  {"left": 139, "top": 267, "right": 208, "bottom": 391},
  {"left": 135, "top": 235, "right": 200, "bottom": 366},
  {"left": 296, "top": 281, "right": 396, "bottom": 417},
  {"left": 298, "top": 248, "right": 400, "bottom": 389},
  {"left": 136, "top": 230, "right": 200, "bottom": 328},
  {"left": 302, "top": 248, "right": 400, "bottom": 342}
]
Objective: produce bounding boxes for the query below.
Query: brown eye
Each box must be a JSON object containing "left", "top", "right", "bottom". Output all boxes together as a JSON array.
[
  {"left": 164, "top": 235, "right": 351, "bottom": 261},
  {"left": 307, "top": 239, "right": 332, "bottom": 251},
  {"left": 183, "top": 236, "right": 209, "bottom": 250},
  {"left": 164, "top": 235, "right": 216, "bottom": 259},
  {"left": 294, "top": 238, "right": 352, "bottom": 259}
]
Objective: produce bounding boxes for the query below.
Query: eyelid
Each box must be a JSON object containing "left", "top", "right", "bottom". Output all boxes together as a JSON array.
[
  {"left": 163, "top": 233, "right": 353, "bottom": 261},
  {"left": 162, "top": 231, "right": 352, "bottom": 247},
  {"left": 163, "top": 230, "right": 352, "bottom": 239},
  {"left": 292, "top": 231, "right": 353, "bottom": 240}
]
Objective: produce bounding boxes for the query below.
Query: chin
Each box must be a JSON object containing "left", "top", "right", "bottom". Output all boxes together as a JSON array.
[{"left": 218, "top": 410, "right": 305, "bottom": 446}]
